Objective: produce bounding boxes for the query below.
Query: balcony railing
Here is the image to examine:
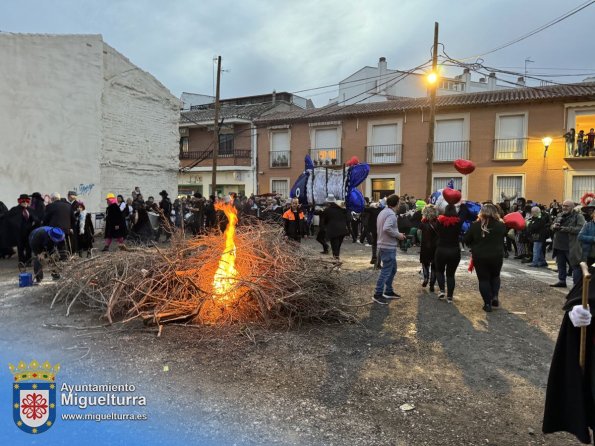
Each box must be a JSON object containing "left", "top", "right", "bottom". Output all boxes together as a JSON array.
[
  {"left": 309, "top": 147, "right": 342, "bottom": 166},
  {"left": 433, "top": 141, "right": 469, "bottom": 162},
  {"left": 180, "top": 149, "right": 251, "bottom": 160},
  {"left": 493, "top": 138, "right": 528, "bottom": 160},
  {"left": 366, "top": 144, "right": 403, "bottom": 164},
  {"left": 270, "top": 150, "right": 290, "bottom": 168}
]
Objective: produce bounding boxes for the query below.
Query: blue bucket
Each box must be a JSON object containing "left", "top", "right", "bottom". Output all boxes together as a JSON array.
[{"left": 19, "top": 273, "right": 33, "bottom": 287}]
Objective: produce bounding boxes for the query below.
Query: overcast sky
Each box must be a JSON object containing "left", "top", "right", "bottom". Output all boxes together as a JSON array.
[{"left": 1, "top": 0, "right": 594, "bottom": 106}]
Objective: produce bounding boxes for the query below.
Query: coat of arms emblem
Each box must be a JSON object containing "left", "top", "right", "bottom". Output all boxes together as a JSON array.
[{"left": 9, "top": 360, "right": 59, "bottom": 434}]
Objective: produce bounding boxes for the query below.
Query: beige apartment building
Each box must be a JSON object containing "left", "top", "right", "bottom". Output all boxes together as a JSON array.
[{"left": 255, "top": 82, "right": 595, "bottom": 204}]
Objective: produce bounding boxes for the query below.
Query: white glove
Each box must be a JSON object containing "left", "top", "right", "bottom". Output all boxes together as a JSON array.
[{"left": 568, "top": 305, "right": 592, "bottom": 327}]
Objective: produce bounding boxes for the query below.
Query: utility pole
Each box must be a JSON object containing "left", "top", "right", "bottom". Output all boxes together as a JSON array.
[
  {"left": 211, "top": 56, "right": 222, "bottom": 199},
  {"left": 425, "top": 22, "right": 439, "bottom": 200}
]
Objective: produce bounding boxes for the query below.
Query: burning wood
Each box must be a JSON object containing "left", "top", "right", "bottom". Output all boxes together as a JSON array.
[{"left": 53, "top": 219, "right": 353, "bottom": 329}]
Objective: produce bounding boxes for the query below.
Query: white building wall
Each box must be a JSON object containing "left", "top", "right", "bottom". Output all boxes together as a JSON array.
[
  {"left": 100, "top": 43, "right": 180, "bottom": 209},
  {"left": 0, "top": 34, "right": 104, "bottom": 209},
  {"left": 0, "top": 34, "right": 180, "bottom": 212}
]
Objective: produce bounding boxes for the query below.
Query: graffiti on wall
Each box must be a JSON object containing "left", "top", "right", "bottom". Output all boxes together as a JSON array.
[{"left": 74, "top": 183, "right": 95, "bottom": 196}]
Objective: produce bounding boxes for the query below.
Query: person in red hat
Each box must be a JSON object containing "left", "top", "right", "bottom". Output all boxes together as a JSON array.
[{"left": 6, "top": 194, "right": 39, "bottom": 265}]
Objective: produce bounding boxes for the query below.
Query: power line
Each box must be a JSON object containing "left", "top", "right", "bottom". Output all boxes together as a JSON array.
[{"left": 454, "top": 0, "right": 595, "bottom": 60}]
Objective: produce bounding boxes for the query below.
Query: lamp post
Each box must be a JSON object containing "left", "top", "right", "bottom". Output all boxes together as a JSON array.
[{"left": 542, "top": 136, "right": 552, "bottom": 157}]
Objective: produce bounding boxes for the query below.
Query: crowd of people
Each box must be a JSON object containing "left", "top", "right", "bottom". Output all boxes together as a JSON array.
[
  {"left": 3, "top": 186, "right": 595, "bottom": 311},
  {"left": 565, "top": 127, "right": 595, "bottom": 157}
]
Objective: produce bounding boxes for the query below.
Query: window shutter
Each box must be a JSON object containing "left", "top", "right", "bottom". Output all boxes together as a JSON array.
[
  {"left": 372, "top": 124, "right": 398, "bottom": 146},
  {"left": 315, "top": 129, "right": 338, "bottom": 148},
  {"left": 271, "top": 132, "right": 289, "bottom": 151},
  {"left": 435, "top": 119, "right": 463, "bottom": 142},
  {"left": 572, "top": 176, "right": 595, "bottom": 202}
]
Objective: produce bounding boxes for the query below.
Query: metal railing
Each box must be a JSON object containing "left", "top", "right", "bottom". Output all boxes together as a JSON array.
[
  {"left": 366, "top": 144, "right": 403, "bottom": 164},
  {"left": 493, "top": 138, "right": 528, "bottom": 160},
  {"left": 433, "top": 141, "right": 469, "bottom": 162},
  {"left": 309, "top": 147, "right": 342, "bottom": 165},
  {"left": 180, "top": 149, "right": 251, "bottom": 160},
  {"left": 270, "top": 150, "right": 290, "bottom": 168}
]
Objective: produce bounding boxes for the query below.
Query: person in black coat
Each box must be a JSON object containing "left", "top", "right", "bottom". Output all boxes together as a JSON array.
[
  {"left": 6, "top": 194, "right": 39, "bottom": 264},
  {"left": 128, "top": 208, "right": 154, "bottom": 245},
  {"left": 102, "top": 194, "right": 127, "bottom": 252},
  {"left": 156, "top": 190, "right": 173, "bottom": 242},
  {"left": 434, "top": 204, "right": 462, "bottom": 302},
  {"left": 543, "top": 274, "right": 594, "bottom": 444},
  {"left": 43, "top": 193, "right": 74, "bottom": 259},
  {"left": 419, "top": 204, "right": 439, "bottom": 292},
  {"left": 29, "top": 226, "right": 65, "bottom": 282},
  {"left": 0, "top": 201, "right": 15, "bottom": 258},
  {"left": 29, "top": 192, "right": 45, "bottom": 222},
  {"left": 320, "top": 195, "right": 349, "bottom": 260}
]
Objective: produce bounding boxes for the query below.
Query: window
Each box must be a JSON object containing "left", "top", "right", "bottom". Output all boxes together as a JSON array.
[
  {"left": 571, "top": 175, "right": 595, "bottom": 203},
  {"left": 180, "top": 137, "right": 189, "bottom": 153},
  {"left": 271, "top": 179, "right": 290, "bottom": 198},
  {"left": 311, "top": 128, "right": 341, "bottom": 163},
  {"left": 218, "top": 133, "right": 234, "bottom": 156},
  {"left": 371, "top": 178, "right": 395, "bottom": 202},
  {"left": 270, "top": 131, "right": 290, "bottom": 168},
  {"left": 565, "top": 108, "right": 595, "bottom": 157},
  {"left": 494, "top": 113, "right": 527, "bottom": 159},
  {"left": 367, "top": 123, "right": 402, "bottom": 164},
  {"left": 433, "top": 176, "right": 462, "bottom": 192},
  {"left": 434, "top": 117, "right": 468, "bottom": 161},
  {"left": 494, "top": 175, "right": 523, "bottom": 202}
]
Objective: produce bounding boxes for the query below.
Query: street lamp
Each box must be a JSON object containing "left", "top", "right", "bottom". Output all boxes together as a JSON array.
[
  {"left": 427, "top": 72, "right": 438, "bottom": 85},
  {"left": 542, "top": 136, "right": 553, "bottom": 157}
]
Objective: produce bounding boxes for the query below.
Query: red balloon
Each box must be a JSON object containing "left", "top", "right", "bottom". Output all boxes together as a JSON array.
[
  {"left": 454, "top": 159, "right": 476, "bottom": 175},
  {"left": 503, "top": 212, "right": 526, "bottom": 231},
  {"left": 442, "top": 188, "right": 462, "bottom": 205}
]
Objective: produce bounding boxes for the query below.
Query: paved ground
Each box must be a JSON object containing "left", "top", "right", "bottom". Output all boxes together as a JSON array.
[{"left": 0, "top": 237, "right": 585, "bottom": 445}]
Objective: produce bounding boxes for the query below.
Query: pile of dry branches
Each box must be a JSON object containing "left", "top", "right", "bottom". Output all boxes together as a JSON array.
[{"left": 53, "top": 221, "right": 354, "bottom": 328}]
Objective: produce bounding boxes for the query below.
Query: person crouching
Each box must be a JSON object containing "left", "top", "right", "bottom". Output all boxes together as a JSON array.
[{"left": 28, "top": 226, "right": 65, "bottom": 282}]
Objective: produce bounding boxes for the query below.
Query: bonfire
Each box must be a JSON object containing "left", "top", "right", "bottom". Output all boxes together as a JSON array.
[{"left": 53, "top": 204, "right": 353, "bottom": 329}]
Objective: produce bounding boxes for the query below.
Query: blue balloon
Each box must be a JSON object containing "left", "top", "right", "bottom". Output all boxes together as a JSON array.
[
  {"left": 461, "top": 221, "right": 471, "bottom": 234},
  {"left": 290, "top": 172, "right": 309, "bottom": 205},
  {"left": 464, "top": 201, "right": 481, "bottom": 220},
  {"left": 347, "top": 164, "right": 370, "bottom": 189},
  {"left": 346, "top": 189, "right": 365, "bottom": 213},
  {"left": 305, "top": 154, "right": 314, "bottom": 171}
]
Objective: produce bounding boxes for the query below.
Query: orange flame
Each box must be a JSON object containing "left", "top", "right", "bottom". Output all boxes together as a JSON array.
[{"left": 212, "top": 200, "right": 239, "bottom": 301}]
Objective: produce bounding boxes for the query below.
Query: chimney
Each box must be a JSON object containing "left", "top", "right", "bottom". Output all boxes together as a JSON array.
[
  {"left": 272, "top": 90, "right": 276, "bottom": 104},
  {"left": 517, "top": 76, "right": 525, "bottom": 87},
  {"left": 377, "top": 57, "right": 388, "bottom": 93},
  {"left": 488, "top": 72, "right": 497, "bottom": 90},
  {"left": 461, "top": 68, "right": 471, "bottom": 90}
]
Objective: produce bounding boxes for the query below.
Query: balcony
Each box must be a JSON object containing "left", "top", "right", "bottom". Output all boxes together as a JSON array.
[
  {"left": 270, "top": 150, "right": 290, "bottom": 168},
  {"left": 493, "top": 138, "right": 528, "bottom": 160},
  {"left": 309, "top": 147, "right": 342, "bottom": 166},
  {"left": 366, "top": 144, "right": 403, "bottom": 164},
  {"left": 180, "top": 149, "right": 251, "bottom": 160},
  {"left": 433, "top": 141, "right": 469, "bottom": 162},
  {"left": 179, "top": 148, "right": 251, "bottom": 168}
]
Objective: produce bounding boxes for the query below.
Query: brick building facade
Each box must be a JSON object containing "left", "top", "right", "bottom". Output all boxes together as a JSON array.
[{"left": 256, "top": 82, "right": 595, "bottom": 204}]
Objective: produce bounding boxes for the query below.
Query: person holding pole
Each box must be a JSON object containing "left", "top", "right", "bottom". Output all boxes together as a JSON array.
[{"left": 543, "top": 262, "right": 594, "bottom": 444}]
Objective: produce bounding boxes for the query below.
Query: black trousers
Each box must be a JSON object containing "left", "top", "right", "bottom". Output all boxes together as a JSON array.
[
  {"left": 329, "top": 236, "right": 343, "bottom": 257},
  {"left": 317, "top": 229, "right": 328, "bottom": 252},
  {"left": 434, "top": 246, "right": 461, "bottom": 297},
  {"left": 421, "top": 261, "right": 436, "bottom": 287},
  {"left": 473, "top": 256, "right": 503, "bottom": 304},
  {"left": 17, "top": 232, "right": 31, "bottom": 263},
  {"left": 350, "top": 220, "right": 359, "bottom": 242}
]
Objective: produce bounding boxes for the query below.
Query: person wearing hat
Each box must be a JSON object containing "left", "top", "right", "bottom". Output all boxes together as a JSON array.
[
  {"left": 102, "top": 193, "right": 127, "bottom": 252},
  {"left": 577, "top": 201, "right": 595, "bottom": 270},
  {"left": 320, "top": 194, "right": 350, "bottom": 261},
  {"left": 29, "top": 192, "right": 46, "bottom": 221},
  {"left": 155, "top": 190, "right": 173, "bottom": 242},
  {"left": 28, "top": 226, "right": 65, "bottom": 282},
  {"left": 6, "top": 194, "right": 39, "bottom": 265}
]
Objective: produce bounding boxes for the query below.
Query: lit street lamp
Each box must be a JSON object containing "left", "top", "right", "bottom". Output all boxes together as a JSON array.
[{"left": 542, "top": 136, "right": 553, "bottom": 157}]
